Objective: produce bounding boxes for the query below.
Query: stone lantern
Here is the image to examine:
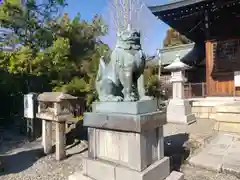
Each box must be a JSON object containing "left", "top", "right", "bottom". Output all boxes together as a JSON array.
[
  {"left": 164, "top": 54, "right": 196, "bottom": 124},
  {"left": 36, "top": 92, "right": 77, "bottom": 160}
]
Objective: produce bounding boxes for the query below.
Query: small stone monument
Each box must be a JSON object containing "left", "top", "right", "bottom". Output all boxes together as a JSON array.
[
  {"left": 69, "top": 26, "right": 184, "bottom": 180},
  {"left": 36, "top": 92, "right": 77, "bottom": 160},
  {"left": 24, "top": 93, "right": 41, "bottom": 141},
  {"left": 164, "top": 54, "right": 196, "bottom": 124}
]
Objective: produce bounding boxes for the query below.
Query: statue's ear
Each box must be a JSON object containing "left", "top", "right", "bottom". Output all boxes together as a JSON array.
[{"left": 117, "top": 31, "right": 121, "bottom": 37}]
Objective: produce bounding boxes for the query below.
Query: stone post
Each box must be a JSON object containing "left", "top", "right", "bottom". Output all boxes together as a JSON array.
[
  {"left": 42, "top": 119, "right": 52, "bottom": 154},
  {"left": 164, "top": 54, "right": 196, "bottom": 124},
  {"left": 69, "top": 100, "right": 184, "bottom": 180},
  {"left": 55, "top": 122, "right": 66, "bottom": 161}
]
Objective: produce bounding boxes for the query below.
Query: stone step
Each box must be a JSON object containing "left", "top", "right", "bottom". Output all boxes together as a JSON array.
[
  {"left": 215, "top": 102, "right": 240, "bottom": 113},
  {"left": 190, "top": 99, "right": 239, "bottom": 120},
  {"left": 191, "top": 100, "right": 230, "bottom": 107},
  {"left": 213, "top": 121, "right": 240, "bottom": 134},
  {"left": 215, "top": 113, "right": 240, "bottom": 123},
  {"left": 214, "top": 102, "right": 240, "bottom": 133}
]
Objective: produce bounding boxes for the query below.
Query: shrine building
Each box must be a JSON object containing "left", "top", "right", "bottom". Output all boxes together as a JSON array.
[{"left": 149, "top": 0, "right": 240, "bottom": 97}]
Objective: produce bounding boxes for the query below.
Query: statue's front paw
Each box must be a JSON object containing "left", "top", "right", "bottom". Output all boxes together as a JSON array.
[
  {"left": 114, "top": 96, "right": 123, "bottom": 102},
  {"left": 107, "top": 95, "right": 123, "bottom": 102},
  {"left": 124, "top": 95, "right": 136, "bottom": 102},
  {"left": 100, "top": 95, "right": 123, "bottom": 102},
  {"left": 140, "top": 96, "right": 153, "bottom": 101}
]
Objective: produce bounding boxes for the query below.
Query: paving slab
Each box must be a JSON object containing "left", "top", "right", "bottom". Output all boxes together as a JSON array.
[
  {"left": 206, "top": 144, "right": 229, "bottom": 156},
  {"left": 222, "top": 158, "right": 240, "bottom": 178},
  {"left": 209, "top": 133, "right": 235, "bottom": 145},
  {"left": 166, "top": 118, "right": 240, "bottom": 177},
  {"left": 187, "top": 132, "right": 240, "bottom": 177},
  {"left": 188, "top": 152, "right": 223, "bottom": 172},
  {"left": 164, "top": 118, "right": 216, "bottom": 150}
]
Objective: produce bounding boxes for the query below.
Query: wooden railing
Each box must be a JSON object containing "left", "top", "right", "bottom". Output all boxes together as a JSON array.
[
  {"left": 184, "top": 82, "right": 206, "bottom": 98},
  {"left": 161, "top": 82, "right": 207, "bottom": 99}
]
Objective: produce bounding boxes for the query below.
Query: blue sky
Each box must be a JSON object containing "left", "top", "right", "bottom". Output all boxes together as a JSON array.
[{"left": 64, "top": 0, "right": 169, "bottom": 55}]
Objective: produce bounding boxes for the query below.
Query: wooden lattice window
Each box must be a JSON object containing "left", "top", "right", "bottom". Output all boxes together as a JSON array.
[{"left": 212, "top": 39, "right": 240, "bottom": 73}]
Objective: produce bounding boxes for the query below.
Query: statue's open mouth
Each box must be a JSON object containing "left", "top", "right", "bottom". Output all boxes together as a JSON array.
[{"left": 124, "top": 37, "right": 140, "bottom": 43}]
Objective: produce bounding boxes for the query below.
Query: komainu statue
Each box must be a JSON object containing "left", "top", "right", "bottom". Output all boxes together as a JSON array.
[{"left": 96, "top": 25, "right": 152, "bottom": 102}]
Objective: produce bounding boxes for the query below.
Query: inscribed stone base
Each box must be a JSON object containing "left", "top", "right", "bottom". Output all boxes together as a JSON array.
[
  {"left": 69, "top": 157, "right": 171, "bottom": 180},
  {"left": 88, "top": 127, "right": 164, "bottom": 171},
  {"left": 167, "top": 99, "right": 196, "bottom": 125}
]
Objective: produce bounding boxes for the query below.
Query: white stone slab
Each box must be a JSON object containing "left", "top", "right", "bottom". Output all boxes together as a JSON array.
[
  {"left": 165, "top": 171, "right": 184, "bottom": 180},
  {"left": 92, "top": 99, "right": 158, "bottom": 114},
  {"left": 167, "top": 99, "right": 196, "bottom": 124}
]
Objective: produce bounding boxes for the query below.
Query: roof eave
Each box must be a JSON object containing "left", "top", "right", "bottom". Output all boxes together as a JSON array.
[
  {"left": 148, "top": 0, "right": 207, "bottom": 14},
  {"left": 158, "top": 43, "right": 195, "bottom": 53}
]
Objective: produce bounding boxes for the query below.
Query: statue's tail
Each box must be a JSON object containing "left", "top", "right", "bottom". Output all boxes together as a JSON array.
[{"left": 96, "top": 56, "right": 106, "bottom": 82}]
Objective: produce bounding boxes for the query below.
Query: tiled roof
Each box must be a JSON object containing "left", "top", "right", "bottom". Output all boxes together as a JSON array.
[
  {"left": 38, "top": 92, "right": 77, "bottom": 102},
  {"left": 147, "top": 43, "right": 195, "bottom": 66}
]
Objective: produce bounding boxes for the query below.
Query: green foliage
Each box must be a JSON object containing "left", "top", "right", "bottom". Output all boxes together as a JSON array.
[
  {"left": 0, "top": 0, "right": 110, "bottom": 124},
  {"left": 163, "top": 28, "right": 192, "bottom": 47},
  {"left": 144, "top": 64, "right": 161, "bottom": 97}
]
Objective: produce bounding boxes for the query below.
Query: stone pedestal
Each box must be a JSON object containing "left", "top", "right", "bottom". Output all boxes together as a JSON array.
[
  {"left": 164, "top": 55, "right": 196, "bottom": 124},
  {"left": 42, "top": 120, "right": 53, "bottom": 154},
  {"left": 167, "top": 99, "right": 196, "bottom": 124},
  {"left": 69, "top": 100, "right": 184, "bottom": 180}
]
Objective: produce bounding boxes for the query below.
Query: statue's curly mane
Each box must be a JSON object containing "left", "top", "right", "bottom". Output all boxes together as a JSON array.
[{"left": 116, "top": 29, "right": 141, "bottom": 50}]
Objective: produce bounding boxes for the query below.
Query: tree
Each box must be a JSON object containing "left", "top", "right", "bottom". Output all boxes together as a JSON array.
[
  {"left": 143, "top": 63, "right": 160, "bottom": 97},
  {"left": 0, "top": 0, "right": 109, "bottom": 123},
  {"left": 0, "top": 0, "right": 66, "bottom": 51},
  {"left": 163, "top": 28, "right": 192, "bottom": 47}
]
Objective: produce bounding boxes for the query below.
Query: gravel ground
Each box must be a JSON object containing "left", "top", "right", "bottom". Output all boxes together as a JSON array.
[
  {"left": 0, "top": 127, "right": 86, "bottom": 180},
  {"left": 182, "top": 165, "right": 240, "bottom": 180},
  {"left": 0, "top": 125, "right": 240, "bottom": 180},
  {"left": 0, "top": 140, "right": 86, "bottom": 180}
]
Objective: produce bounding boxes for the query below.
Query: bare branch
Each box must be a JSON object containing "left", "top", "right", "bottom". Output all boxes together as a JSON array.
[{"left": 103, "top": 0, "right": 160, "bottom": 51}]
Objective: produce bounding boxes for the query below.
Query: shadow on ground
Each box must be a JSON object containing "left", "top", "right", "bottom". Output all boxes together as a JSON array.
[
  {"left": 0, "top": 148, "right": 45, "bottom": 176},
  {"left": 0, "top": 127, "right": 27, "bottom": 155},
  {"left": 0, "top": 120, "right": 88, "bottom": 176},
  {"left": 164, "top": 133, "right": 190, "bottom": 171},
  {"left": 66, "top": 120, "right": 88, "bottom": 147}
]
